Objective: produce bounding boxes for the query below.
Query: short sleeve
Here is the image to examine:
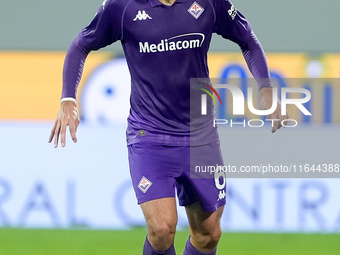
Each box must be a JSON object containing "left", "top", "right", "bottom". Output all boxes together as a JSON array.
[
  {"left": 213, "top": 0, "right": 252, "bottom": 46},
  {"left": 77, "top": 0, "right": 124, "bottom": 51}
]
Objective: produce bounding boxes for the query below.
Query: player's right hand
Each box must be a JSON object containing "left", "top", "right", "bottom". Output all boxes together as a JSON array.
[{"left": 48, "top": 100, "right": 80, "bottom": 148}]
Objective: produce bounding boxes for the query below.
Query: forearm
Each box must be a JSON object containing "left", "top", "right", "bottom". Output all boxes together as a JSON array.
[
  {"left": 240, "top": 31, "right": 271, "bottom": 89},
  {"left": 61, "top": 35, "right": 90, "bottom": 99}
]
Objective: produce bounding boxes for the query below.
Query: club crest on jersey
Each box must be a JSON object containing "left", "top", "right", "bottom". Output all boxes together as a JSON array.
[
  {"left": 188, "top": 2, "right": 204, "bottom": 19},
  {"left": 138, "top": 176, "right": 152, "bottom": 193}
]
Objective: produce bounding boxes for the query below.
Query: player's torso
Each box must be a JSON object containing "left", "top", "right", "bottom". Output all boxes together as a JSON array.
[{"left": 114, "top": 0, "right": 219, "bottom": 145}]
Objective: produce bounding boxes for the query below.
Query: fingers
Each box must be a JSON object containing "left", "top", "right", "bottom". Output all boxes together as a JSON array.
[
  {"left": 54, "top": 120, "right": 61, "bottom": 148},
  {"left": 75, "top": 118, "right": 80, "bottom": 133},
  {"left": 53, "top": 118, "right": 78, "bottom": 147},
  {"left": 70, "top": 106, "right": 80, "bottom": 143},
  {"left": 49, "top": 102, "right": 80, "bottom": 148},
  {"left": 48, "top": 120, "right": 58, "bottom": 143},
  {"left": 60, "top": 119, "right": 67, "bottom": 147},
  {"left": 69, "top": 120, "right": 78, "bottom": 143},
  {"left": 270, "top": 105, "right": 289, "bottom": 133},
  {"left": 48, "top": 119, "right": 61, "bottom": 148},
  {"left": 271, "top": 112, "right": 282, "bottom": 133},
  {"left": 266, "top": 106, "right": 278, "bottom": 133}
]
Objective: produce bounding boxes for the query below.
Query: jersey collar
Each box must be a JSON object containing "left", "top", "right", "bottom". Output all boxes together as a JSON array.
[{"left": 150, "top": 0, "right": 188, "bottom": 8}]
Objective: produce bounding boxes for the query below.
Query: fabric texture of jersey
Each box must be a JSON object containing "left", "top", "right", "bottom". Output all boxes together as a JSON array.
[{"left": 62, "top": 0, "right": 270, "bottom": 146}]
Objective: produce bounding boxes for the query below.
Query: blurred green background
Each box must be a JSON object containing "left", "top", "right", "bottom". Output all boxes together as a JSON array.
[{"left": 1, "top": 0, "right": 339, "bottom": 53}]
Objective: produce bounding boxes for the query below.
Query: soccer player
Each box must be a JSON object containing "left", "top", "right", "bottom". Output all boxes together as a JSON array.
[{"left": 49, "top": 0, "right": 287, "bottom": 254}]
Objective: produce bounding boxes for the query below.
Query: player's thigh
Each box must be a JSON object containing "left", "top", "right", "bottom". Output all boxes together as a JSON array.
[
  {"left": 185, "top": 201, "right": 224, "bottom": 235},
  {"left": 141, "top": 197, "right": 178, "bottom": 233}
]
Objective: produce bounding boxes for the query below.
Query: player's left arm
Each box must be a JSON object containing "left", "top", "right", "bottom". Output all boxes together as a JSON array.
[
  {"left": 213, "top": 0, "right": 288, "bottom": 132},
  {"left": 239, "top": 31, "right": 288, "bottom": 133}
]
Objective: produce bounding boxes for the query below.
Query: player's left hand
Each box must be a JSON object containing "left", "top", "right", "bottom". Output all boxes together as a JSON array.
[
  {"left": 48, "top": 101, "right": 80, "bottom": 148},
  {"left": 260, "top": 87, "right": 288, "bottom": 133}
]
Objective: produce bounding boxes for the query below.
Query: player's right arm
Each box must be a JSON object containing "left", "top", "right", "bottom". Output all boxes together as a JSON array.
[
  {"left": 49, "top": 99, "right": 80, "bottom": 148},
  {"left": 49, "top": 0, "right": 123, "bottom": 147}
]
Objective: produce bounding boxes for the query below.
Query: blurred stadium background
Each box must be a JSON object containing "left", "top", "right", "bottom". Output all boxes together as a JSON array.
[{"left": 1, "top": 0, "right": 340, "bottom": 254}]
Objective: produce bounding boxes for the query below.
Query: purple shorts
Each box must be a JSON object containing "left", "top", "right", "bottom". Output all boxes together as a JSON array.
[{"left": 128, "top": 141, "right": 226, "bottom": 212}]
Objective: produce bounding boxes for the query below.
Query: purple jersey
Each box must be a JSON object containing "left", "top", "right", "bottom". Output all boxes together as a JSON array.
[{"left": 62, "top": 0, "right": 270, "bottom": 146}]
